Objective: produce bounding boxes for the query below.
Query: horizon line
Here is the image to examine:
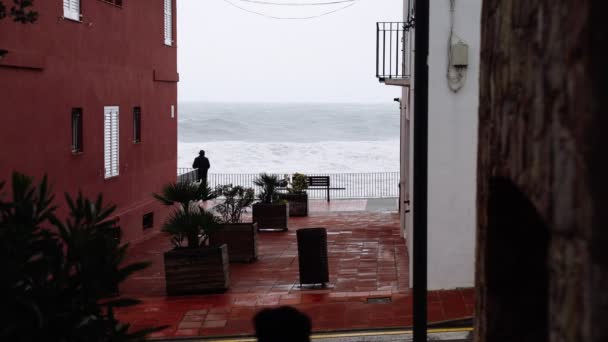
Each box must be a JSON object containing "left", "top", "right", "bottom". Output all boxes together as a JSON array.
[{"left": 178, "top": 100, "right": 397, "bottom": 104}]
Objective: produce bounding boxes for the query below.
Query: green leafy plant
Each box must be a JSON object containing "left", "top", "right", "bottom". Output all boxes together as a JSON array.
[
  {"left": 253, "top": 173, "right": 281, "bottom": 204},
  {"left": 0, "top": 172, "right": 162, "bottom": 341},
  {"left": 214, "top": 184, "right": 255, "bottom": 223},
  {"left": 152, "top": 181, "right": 216, "bottom": 207},
  {"left": 288, "top": 173, "right": 308, "bottom": 194},
  {"left": 153, "top": 181, "right": 219, "bottom": 248},
  {"left": 0, "top": 0, "right": 38, "bottom": 23}
]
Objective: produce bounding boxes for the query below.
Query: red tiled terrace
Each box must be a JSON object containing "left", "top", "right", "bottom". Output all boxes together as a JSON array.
[{"left": 116, "top": 200, "right": 474, "bottom": 339}]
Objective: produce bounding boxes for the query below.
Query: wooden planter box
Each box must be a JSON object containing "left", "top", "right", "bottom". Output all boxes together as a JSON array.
[
  {"left": 252, "top": 203, "right": 289, "bottom": 231},
  {"left": 210, "top": 223, "right": 258, "bottom": 263},
  {"left": 279, "top": 193, "right": 308, "bottom": 217},
  {"left": 164, "top": 244, "right": 229, "bottom": 295}
]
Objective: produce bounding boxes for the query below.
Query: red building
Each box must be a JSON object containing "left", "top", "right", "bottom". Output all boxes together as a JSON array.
[{"left": 0, "top": 0, "right": 178, "bottom": 242}]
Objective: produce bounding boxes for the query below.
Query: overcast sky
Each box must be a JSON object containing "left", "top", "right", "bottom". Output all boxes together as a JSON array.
[{"left": 177, "top": 0, "right": 402, "bottom": 103}]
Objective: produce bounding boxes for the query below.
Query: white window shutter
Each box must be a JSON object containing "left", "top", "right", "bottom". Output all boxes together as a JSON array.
[
  {"left": 104, "top": 106, "right": 120, "bottom": 179},
  {"left": 104, "top": 109, "right": 112, "bottom": 179},
  {"left": 164, "top": 0, "right": 173, "bottom": 46},
  {"left": 63, "top": 0, "right": 80, "bottom": 21},
  {"left": 111, "top": 107, "right": 119, "bottom": 177}
]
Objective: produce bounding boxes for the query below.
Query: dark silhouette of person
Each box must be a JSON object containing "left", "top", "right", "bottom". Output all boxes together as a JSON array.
[
  {"left": 192, "top": 150, "right": 210, "bottom": 185},
  {"left": 253, "top": 306, "right": 312, "bottom": 342}
]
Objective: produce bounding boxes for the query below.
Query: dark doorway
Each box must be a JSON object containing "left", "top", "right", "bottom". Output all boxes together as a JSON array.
[{"left": 485, "top": 177, "right": 549, "bottom": 342}]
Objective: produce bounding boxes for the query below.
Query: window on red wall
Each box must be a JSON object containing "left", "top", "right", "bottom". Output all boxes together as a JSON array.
[
  {"left": 164, "top": 0, "right": 173, "bottom": 46},
  {"left": 101, "top": 0, "right": 123, "bottom": 7},
  {"left": 133, "top": 107, "right": 141, "bottom": 143},
  {"left": 71, "top": 108, "right": 83, "bottom": 153},
  {"left": 63, "top": 0, "right": 81, "bottom": 21},
  {"left": 142, "top": 212, "right": 154, "bottom": 230}
]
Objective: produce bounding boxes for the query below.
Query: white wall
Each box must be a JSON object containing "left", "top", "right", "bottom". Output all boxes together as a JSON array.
[
  {"left": 404, "top": 0, "right": 480, "bottom": 290},
  {"left": 427, "top": 0, "right": 480, "bottom": 289}
]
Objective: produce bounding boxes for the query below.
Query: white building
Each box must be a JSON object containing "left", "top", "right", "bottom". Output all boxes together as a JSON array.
[{"left": 378, "top": 0, "right": 481, "bottom": 289}]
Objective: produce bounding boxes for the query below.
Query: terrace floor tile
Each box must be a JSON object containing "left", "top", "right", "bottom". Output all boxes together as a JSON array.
[{"left": 116, "top": 209, "right": 474, "bottom": 338}]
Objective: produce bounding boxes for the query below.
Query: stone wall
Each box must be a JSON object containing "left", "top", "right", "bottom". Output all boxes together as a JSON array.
[{"left": 476, "top": 1, "right": 608, "bottom": 341}]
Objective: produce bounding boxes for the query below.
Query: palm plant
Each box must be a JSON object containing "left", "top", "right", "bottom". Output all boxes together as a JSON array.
[
  {"left": 214, "top": 184, "right": 255, "bottom": 223},
  {"left": 253, "top": 173, "right": 281, "bottom": 204},
  {"left": 0, "top": 172, "right": 161, "bottom": 341},
  {"left": 153, "top": 181, "right": 219, "bottom": 248},
  {"left": 153, "top": 181, "right": 216, "bottom": 208}
]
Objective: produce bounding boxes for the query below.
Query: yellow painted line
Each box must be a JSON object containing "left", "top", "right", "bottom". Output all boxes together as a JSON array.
[
  {"left": 201, "top": 339, "right": 255, "bottom": 342},
  {"left": 312, "top": 327, "right": 473, "bottom": 339},
  {"left": 428, "top": 327, "right": 473, "bottom": 333},
  {"left": 197, "top": 327, "right": 473, "bottom": 341}
]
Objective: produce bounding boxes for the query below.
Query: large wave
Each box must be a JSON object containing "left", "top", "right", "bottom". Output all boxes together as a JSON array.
[
  {"left": 178, "top": 140, "right": 399, "bottom": 173},
  {"left": 177, "top": 102, "right": 400, "bottom": 173}
]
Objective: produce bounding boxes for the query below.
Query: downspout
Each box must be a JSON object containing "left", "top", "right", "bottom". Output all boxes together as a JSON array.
[{"left": 412, "top": 0, "right": 429, "bottom": 341}]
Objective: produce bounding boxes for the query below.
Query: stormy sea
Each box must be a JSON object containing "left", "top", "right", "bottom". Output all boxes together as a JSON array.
[{"left": 178, "top": 102, "right": 399, "bottom": 173}]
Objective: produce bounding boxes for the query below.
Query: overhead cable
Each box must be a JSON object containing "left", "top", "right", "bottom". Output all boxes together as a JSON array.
[
  {"left": 236, "top": 0, "right": 356, "bottom": 6},
  {"left": 222, "top": 0, "right": 357, "bottom": 19}
]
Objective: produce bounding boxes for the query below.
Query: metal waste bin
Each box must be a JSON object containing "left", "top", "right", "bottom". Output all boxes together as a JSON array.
[{"left": 296, "top": 227, "right": 329, "bottom": 286}]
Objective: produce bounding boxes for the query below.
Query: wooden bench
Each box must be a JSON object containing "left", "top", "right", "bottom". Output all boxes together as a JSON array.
[{"left": 306, "top": 176, "right": 345, "bottom": 202}]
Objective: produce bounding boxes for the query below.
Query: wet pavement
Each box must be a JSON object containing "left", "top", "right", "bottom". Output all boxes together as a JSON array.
[{"left": 115, "top": 202, "right": 473, "bottom": 339}]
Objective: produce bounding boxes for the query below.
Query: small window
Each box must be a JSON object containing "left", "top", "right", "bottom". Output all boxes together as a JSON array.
[
  {"left": 133, "top": 107, "right": 141, "bottom": 143},
  {"left": 106, "top": 226, "right": 121, "bottom": 242},
  {"left": 142, "top": 212, "right": 154, "bottom": 230},
  {"left": 164, "top": 0, "right": 173, "bottom": 46},
  {"left": 101, "top": 0, "right": 123, "bottom": 6},
  {"left": 71, "top": 108, "right": 83, "bottom": 153},
  {"left": 104, "top": 106, "right": 120, "bottom": 179},
  {"left": 63, "top": 0, "right": 81, "bottom": 21}
]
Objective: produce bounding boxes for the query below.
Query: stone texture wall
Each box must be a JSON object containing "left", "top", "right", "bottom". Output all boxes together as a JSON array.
[{"left": 476, "top": 1, "right": 608, "bottom": 341}]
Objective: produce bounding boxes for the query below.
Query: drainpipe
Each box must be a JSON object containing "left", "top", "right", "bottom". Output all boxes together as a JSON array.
[
  {"left": 394, "top": 97, "right": 403, "bottom": 215},
  {"left": 412, "top": 0, "right": 429, "bottom": 341}
]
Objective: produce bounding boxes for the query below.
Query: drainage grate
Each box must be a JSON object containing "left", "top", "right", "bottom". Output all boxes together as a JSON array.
[{"left": 366, "top": 297, "right": 392, "bottom": 304}]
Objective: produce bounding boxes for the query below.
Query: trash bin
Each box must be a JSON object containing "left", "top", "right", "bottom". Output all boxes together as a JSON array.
[{"left": 296, "top": 227, "right": 329, "bottom": 286}]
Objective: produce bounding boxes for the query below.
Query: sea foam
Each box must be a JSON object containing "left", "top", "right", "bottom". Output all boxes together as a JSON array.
[
  {"left": 178, "top": 140, "right": 399, "bottom": 173},
  {"left": 178, "top": 102, "right": 400, "bottom": 173}
]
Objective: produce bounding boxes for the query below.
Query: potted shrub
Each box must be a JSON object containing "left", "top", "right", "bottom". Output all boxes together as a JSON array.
[
  {"left": 279, "top": 173, "right": 309, "bottom": 217},
  {"left": 252, "top": 173, "right": 289, "bottom": 231},
  {"left": 0, "top": 172, "right": 164, "bottom": 340},
  {"left": 153, "top": 182, "right": 230, "bottom": 295},
  {"left": 209, "top": 184, "right": 258, "bottom": 263}
]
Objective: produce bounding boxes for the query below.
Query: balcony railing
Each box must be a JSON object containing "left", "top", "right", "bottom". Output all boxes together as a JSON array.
[
  {"left": 376, "top": 22, "right": 414, "bottom": 85},
  {"left": 177, "top": 169, "right": 399, "bottom": 199}
]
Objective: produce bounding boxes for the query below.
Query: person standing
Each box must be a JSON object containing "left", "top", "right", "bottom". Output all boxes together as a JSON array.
[{"left": 192, "top": 150, "right": 210, "bottom": 185}]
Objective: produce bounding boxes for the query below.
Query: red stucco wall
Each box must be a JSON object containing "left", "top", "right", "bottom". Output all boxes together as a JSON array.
[{"left": 0, "top": 0, "right": 178, "bottom": 243}]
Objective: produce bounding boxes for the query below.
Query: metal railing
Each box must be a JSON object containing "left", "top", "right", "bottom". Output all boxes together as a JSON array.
[
  {"left": 376, "top": 22, "right": 414, "bottom": 81},
  {"left": 177, "top": 169, "right": 399, "bottom": 199}
]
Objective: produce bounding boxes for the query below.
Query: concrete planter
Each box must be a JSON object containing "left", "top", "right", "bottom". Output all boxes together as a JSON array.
[
  {"left": 252, "top": 203, "right": 289, "bottom": 231},
  {"left": 164, "top": 244, "right": 229, "bottom": 295},
  {"left": 279, "top": 193, "right": 309, "bottom": 217},
  {"left": 210, "top": 223, "right": 258, "bottom": 263}
]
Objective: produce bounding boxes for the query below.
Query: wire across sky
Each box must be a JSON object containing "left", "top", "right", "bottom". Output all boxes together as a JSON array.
[
  {"left": 237, "top": 0, "right": 356, "bottom": 6},
  {"left": 221, "top": 0, "right": 359, "bottom": 20}
]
